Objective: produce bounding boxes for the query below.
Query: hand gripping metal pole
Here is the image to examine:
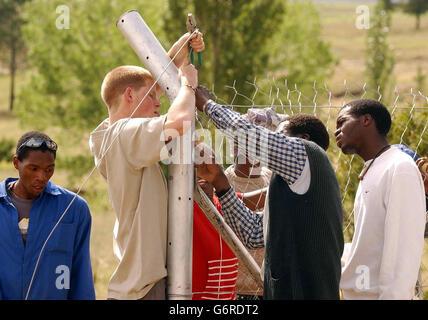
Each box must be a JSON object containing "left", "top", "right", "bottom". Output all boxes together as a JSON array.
[{"left": 117, "top": 10, "right": 194, "bottom": 300}]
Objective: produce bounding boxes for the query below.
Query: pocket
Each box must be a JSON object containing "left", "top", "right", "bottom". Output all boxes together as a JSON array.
[
  {"left": 46, "top": 223, "right": 75, "bottom": 254},
  {"left": 38, "top": 223, "right": 75, "bottom": 299}
]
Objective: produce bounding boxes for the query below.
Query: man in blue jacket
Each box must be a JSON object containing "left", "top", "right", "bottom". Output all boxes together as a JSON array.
[{"left": 0, "top": 131, "right": 95, "bottom": 300}]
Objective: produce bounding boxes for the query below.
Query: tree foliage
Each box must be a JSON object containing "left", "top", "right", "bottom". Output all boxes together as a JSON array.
[
  {"left": 17, "top": 0, "right": 334, "bottom": 135},
  {"left": 0, "top": 0, "right": 29, "bottom": 111},
  {"left": 16, "top": 0, "right": 168, "bottom": 132},
  {"left": 0, "top": 138, "right": 14, "bottom": 162},
  {"left": 382, "top": 0, "right": 394, "bottom": 11},
  {"left": 0, "top": 0, "right": 28, "bottom": 58},
  {"left": 164, "top": 0, "right": 285, "bottom": 104},
  {"left": 365, "top": 2, "right": 395, "bottom": 101},
  {"left": 404, "top": 0, "right": 428, "bottom": 30},
  {"left": 267, "top": 1, "right": 334, "bottom": 96},
  {"left": 164, "top": 0, "right": 333, "bottom": 105}
]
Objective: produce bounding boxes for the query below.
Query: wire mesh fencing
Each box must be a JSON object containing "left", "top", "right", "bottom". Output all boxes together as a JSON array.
[{"left": 194, "top": 80, "right": 428, "bottom": 299}]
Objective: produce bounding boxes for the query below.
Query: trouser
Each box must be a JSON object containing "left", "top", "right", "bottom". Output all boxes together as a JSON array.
[
  {"left": 107, "top": 278, "right": 167, "bottom": 300},
  {"left": 139, "top": 278, "right": 167, "bottom": 300}
]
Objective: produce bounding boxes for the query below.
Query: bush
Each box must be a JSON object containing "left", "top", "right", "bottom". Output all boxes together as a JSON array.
[
  {"left": 0, "top": 139, "right": 15, "bottom": 162},
  {"left": 57, "top": 154, "right": 94, "bottom": 186}
]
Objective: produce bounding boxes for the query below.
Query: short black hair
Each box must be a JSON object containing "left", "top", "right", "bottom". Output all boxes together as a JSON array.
[
  {"left": 16, "top": 131, "right": 57, "bottom": 161},
  {"left": 345, "top": 99, "right": 391, "bottom": 136},
  {"left": 282, "top": 114, "right": 330, "bottom": 151}
]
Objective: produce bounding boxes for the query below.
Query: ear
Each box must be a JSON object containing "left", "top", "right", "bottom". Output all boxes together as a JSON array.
[
  {"left": 124, "top": 87, "right": 133, "bottom": 103},
  {"left": 13, "top": 156, "right": 19, "bottom": 170},
  {"left": 361, "top": 114, "right": 373, "bottom": 127},
  {"left": 300, "top": 133, "right": 310, "bottom": 141}
]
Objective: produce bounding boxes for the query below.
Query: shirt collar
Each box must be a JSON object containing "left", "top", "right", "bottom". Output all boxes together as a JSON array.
[{"left": 0, "top": 178, "right": 61, "bottom": 198}]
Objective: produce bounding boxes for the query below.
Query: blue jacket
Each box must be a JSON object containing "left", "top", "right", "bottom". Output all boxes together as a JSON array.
[{"left": 0, "top": 178, "right": 95, "bottom": 300}]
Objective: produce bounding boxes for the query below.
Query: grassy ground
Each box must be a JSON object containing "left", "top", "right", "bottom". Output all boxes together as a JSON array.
[
  {"left": 0, "top": 1, "right": 427, "bottom": 299},
  {"left": 315, "top": 1, "right": 428, "bottom": 97}
]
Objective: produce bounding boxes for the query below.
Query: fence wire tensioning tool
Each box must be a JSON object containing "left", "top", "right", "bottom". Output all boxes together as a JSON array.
[{"left": 24, "top": 30, "right": 197, "bottom": 300}]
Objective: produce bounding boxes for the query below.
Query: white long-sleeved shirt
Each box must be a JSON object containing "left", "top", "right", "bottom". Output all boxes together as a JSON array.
[{"left": 340, "top": 147, "right": 426, "bottom": 300}]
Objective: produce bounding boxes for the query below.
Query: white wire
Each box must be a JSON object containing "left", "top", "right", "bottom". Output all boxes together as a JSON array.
[{"left": 24, "top": 31, "right": 197, "bottom": 300}]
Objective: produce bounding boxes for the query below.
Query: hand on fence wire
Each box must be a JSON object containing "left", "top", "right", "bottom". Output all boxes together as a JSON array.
[{"left": 195, "top": 85, "right": 215, "bottom": 112}]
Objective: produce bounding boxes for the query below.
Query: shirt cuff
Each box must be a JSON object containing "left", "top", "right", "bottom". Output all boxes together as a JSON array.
[
  {"left": 215, "top": 187, "right": 231, "bottom": 199},
  {"left": 216, "top": 187, "right": 238, "bottom": 208},
  {"left": 204, "top": 100, "right": 217, "bottom": 115}
]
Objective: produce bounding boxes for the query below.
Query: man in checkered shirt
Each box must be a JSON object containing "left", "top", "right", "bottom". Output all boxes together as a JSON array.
[{"left": 194, "top": 86, "right": 344, "bottom": 300}]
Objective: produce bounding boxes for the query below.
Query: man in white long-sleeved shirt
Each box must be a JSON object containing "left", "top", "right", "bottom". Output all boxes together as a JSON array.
[{"left": 335, "top": 99, "right": 426, "bottom": 300}]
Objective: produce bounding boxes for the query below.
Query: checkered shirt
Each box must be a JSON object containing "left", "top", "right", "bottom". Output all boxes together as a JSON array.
[{"left": 205, "top": 101, "right": 308, "bottom": 248}]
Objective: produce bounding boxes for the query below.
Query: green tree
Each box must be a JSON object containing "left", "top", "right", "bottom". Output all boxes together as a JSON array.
[
  {"left": 365, "top": 2, "right": 395, "bottom": 101},
  {"left": 338, "top": 2, "right": 396, "bottom": 237},
  {"left": 0, "top": 0, "right": 29, "bottom": 111},
  {"left": 164, "top": 0, "right": 285, "bottom": 104},
  {"left": 16, "top": 0, "right": 168, "bottom": 133},
  {"left": 0, "top": 138, "right": 14, "bottom": 162},
  {"left": 415, "top": 65, "right": 426, "bottom": 91},
  {"left": 382, "top": 0, "right": 394, "bottom": 11},
  {"left": 164, "top": 0, "right": 333, "bottom": 106},
  {"left": 267, "top": 1, "right": 334, "bottom": 97},
  {"left": 404, "top": 0, "right": 428, "bottom": 30}
]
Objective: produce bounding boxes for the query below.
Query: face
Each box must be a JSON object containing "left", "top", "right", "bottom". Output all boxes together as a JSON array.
[
  {"left": 13, "top": 150, "right": 55, "bottom": 199},
  {"left": 131, "top": 80, "right": 162, "bottom": 118},
  {"left": 335, "top": 106, "right": 364, "bottom": 155}
]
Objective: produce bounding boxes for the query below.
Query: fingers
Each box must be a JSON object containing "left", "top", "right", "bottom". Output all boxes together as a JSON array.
[
  {"left": 189, "top": 32, "right": 204, "bottom": 52},
  {"left": 195, "top": 85, "right": 213, "bottom": 111},
  {"left": 196, "top": 85, "right": 213, "bottom": 99}
]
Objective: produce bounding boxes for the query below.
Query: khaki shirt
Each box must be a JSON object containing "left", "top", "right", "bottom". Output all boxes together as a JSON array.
[{"left": 89, "top": 116, "right": 170, "bottom": 299}]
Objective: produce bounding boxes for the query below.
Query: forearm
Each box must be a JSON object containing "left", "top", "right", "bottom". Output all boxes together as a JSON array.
[
  {"left": 205, "top": 101, "right": 307, "bottom": 184},
  {"left": 217, "top": 188, "right": 265, "bottom": 249},
  {"left": 164, "top": 86, "right": 195, "bottom": 137},
  {"left": 168, "top": 40, "right": 187, "bottom": 68}
]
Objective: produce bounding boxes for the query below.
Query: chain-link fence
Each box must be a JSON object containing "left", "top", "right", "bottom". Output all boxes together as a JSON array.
[{"left": 194, "top": 81, "right": 428, "bottom": 299}]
